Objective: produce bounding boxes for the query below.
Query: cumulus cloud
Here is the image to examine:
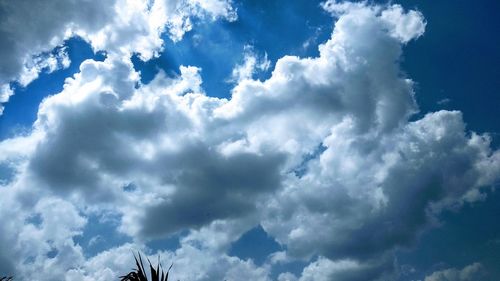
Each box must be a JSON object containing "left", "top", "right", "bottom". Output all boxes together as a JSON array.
[
  {"left": 63, "top": 241, "right": 271, "bottom": 281},
  {"left": 0, "top": 0, "right": 236, "bottom": 115},
  {"left": 424, "top": 262, "right": 486, "bottom": 281},
  {"left": 0, "top": 1, "right": 499, "bottom": 280},
  {"left": 0, "top": 194, "right": 87, "bottom": 281},
  {"left": 296, "top": 256, "right": 395, "bottom": 281}
]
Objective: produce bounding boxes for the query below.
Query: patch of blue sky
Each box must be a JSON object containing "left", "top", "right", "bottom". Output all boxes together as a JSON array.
[
  {"left": 396, "top": 189, "right": 500, "bottom": 281},
  {"left": 271, "top": 259, "right": 310, "bottom": 280},
  {"left": 0, "top": 37, "right": 106, "bottom": 140},
  {"left": 46, "top": 247, "right": 59, "bottom": 259},
  {"left": 388, "top": 0, "right": 500, "bottom": 148},
  {"left": 229, "top": 225, "right": 282, "bottom": 266},
  {"left": 292, "top": 143, "right": 327, "bottom": 178},
  {"left": 25, "top": 213, "right": 43, "bottom": 228},
  {"left": 229, "top": 225, "right": 308, "bottom": 280},
  {"left": 73, "top": 213, "right": 132, "bottom": 258},
  {"left": 384, "top": 1, "right": 500, "bottom": 275},
  {"left": 0, "top": 163, "right": 15, "bottom": 185}
]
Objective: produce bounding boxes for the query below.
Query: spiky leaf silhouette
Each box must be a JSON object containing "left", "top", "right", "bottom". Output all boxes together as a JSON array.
[
  {"left": 119, "top": 252, "right": 172, "bottom": 281},
  {"left": 0, "top": 277, "right": 13, "bottom": 281}
]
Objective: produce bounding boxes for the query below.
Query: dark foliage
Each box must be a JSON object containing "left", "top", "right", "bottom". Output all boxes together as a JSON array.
[
  {"left": 120, "top": 252, "right": 172, "bottom": 281},
  {"left": 0, "top": 277, "right": 13, "bottom": 281}
]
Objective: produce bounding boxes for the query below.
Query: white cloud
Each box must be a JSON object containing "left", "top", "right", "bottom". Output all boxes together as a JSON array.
[
  {"left": 297, "top": 256, "right": 395, "bottom": 281},
  {"left": 0, "top": 84, "right": 14, "bottom": 115},
  {"left": 64, "top": 242, "right": 271, "bottom": 281},
  {"left": 0, "top": 0, "right": 236, "bottom": 115},
  {"left": 424, "top": 262, "right": 486, "bottom": 281},
  {"left": 0, "top": 194, "right": 87, "bottom": 281},
  {"left": 0, "top": 1, "right": 498, "bottom": 280},
  {"left": 322, "top": 1, "right": 425, "bottom": 43},
  {"left": 186, "top": 0, "right": 237, "bottom": 21}
]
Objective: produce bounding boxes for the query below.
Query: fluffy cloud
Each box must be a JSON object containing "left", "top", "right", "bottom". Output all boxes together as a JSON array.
[
  {"left": 64, "top": 241, "right": 271, "bottom": 281},
  {"left": 261, "top": 110, "right": 499, "bottom": 264},
  {"left": 0, "top": 0, "right": 236, "bottom": 114},
  {"left": 0, "top": 1, "right": 499, "bottom": 280},
  {"left": 0, "top": 194, "right": 87, "bottom": 281},
  {"left": 296, "top": 256, "right": 395, "bottom": 281},
  {"left": 424, "top": 263, "right": 486, "bottom": 281}
]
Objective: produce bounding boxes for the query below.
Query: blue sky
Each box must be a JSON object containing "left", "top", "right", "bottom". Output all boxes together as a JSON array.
[{"left": 0, "top": 0, "right": 499, "bottom": 280}]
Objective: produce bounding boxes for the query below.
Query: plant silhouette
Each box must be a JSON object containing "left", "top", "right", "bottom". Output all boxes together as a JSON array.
[{"left": 120, "top": 252, "right": 172, "bottom": 281}]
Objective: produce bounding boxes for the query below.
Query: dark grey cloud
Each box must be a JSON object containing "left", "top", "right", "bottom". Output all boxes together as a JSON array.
[{"left": 140, "top": 145, "right": 285, "bottom": 237}]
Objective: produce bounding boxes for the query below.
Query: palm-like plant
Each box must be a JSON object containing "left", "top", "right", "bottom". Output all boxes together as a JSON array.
[
  {"left": 0, "top": 277, "right": 13, "bottom": 281},
  {"left": 120, "top": 253, "right": 172, "bottom": 281}
]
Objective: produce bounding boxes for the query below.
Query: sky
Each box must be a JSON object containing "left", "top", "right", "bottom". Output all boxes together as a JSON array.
[{"left": 0, "top": 0, "right": 499, "bottom": 280}]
